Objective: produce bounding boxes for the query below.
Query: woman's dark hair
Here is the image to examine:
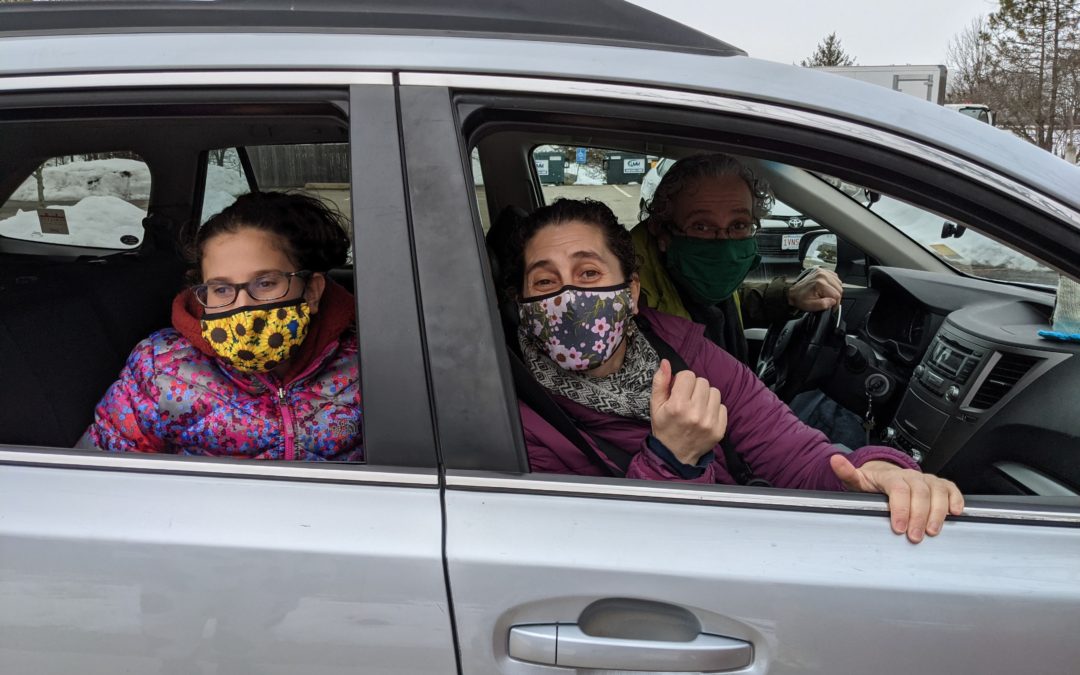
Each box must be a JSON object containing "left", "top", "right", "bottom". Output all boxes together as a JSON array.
[
  {"left": 646, "top": 153, "right": 774, "bottom": 230},
  {"left": 190, "top": 191, "right": 351, "bottom": 277},
  {"left": 506, "top": 198, "right": 638, "bottom": 295}
]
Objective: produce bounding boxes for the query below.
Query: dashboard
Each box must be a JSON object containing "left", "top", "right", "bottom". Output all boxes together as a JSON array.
[{"left": 837, "top": 268, "right": 1079, "bottom": 496}]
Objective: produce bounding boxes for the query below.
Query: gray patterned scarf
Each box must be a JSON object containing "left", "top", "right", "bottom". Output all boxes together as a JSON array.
[{"left": 519, "top": 320, "right": 660, "bottom": 421}]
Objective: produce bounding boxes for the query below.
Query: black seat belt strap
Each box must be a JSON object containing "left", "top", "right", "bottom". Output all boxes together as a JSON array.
[
  {"left": 508, "top": 350, "right": 632, "bottom": 477},
  {"left": 634, "top": 315, "right": 771, "bottom": 488}
]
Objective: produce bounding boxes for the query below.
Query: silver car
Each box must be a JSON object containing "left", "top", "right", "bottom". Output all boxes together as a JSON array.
[{"left": 1, "top": 2, "right": 1079, "bottom": 674}]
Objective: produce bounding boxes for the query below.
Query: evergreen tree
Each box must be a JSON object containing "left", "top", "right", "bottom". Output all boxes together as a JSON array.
[
  {"left": 801, "top": 32, "right": 856, "bottom": 67},
  {"left": 986, "top": 0, "right": 1079, "bottom": 150}
]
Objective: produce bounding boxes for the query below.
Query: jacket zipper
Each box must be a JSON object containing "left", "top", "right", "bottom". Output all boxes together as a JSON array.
[
  {"left": 277, "top": 386, "right": 297, "bottom": 461},
  {"left": 252, "top": 340, "right": 340, "bottom": 461}
]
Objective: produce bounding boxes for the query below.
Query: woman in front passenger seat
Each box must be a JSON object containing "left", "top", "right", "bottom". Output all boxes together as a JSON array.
[
  {"left": 507, "top": 198, "right": 963, "bottom": 543},
  {"left": 82, "top": 191, "right": 362, "bottom": 460}
]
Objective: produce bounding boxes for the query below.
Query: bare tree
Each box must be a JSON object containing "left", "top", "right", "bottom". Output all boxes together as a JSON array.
[
  {"left": 34, "top": 165, "right": 45, "bottom": 208},
  {"left": 946, "top": 16, "right": 996, "bottom": 103},
  {"left": 987, "top": 0, "right": 1080, "bottom": 150}
]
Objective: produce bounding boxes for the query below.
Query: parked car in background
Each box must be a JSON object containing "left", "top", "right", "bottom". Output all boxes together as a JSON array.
[{"left": 2, "top": 2, "right": 1079, "bottom": 674}]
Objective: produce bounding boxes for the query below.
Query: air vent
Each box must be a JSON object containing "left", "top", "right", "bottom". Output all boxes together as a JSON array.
[{"left": 968, "top": 353, "right": 1041, "bottom": 410}]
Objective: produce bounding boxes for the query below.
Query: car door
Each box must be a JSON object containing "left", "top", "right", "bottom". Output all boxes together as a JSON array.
[
  {"left": 0, "top": 76, "right": 456, "bottom": 674},
  {"left": 398, "top": 76, "right": 1080, "bottom": 674}
]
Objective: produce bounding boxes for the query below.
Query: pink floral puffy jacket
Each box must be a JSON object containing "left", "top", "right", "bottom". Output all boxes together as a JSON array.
[{"left": 85, "top": 282, "right": 362, "bottom": 460}]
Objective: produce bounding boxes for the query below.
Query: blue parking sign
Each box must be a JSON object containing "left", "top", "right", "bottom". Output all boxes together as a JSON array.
[{"left": 576, "top": 147, "right": 587, "bottom": 164}]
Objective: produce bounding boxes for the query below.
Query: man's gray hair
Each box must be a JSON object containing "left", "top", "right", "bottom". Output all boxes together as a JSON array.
[{"left": 646, "top": 153, "right": 774, "bottom": 228}]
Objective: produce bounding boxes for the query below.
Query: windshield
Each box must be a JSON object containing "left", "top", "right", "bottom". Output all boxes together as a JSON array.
[{"left": 821, "top": 176, "right": 1058, "bottom": 286}]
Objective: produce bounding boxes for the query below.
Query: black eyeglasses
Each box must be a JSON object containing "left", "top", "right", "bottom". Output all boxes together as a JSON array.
[
  {"left": 673, "top": 220, "right": 760, "bottom": 240},
  {"left": 192, "top": 270, "right": 312, "bottom": 309}
]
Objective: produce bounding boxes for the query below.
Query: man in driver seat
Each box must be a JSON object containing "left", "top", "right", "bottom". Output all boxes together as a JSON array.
[{"left": 631, "top": 153, "right": 861, "bottom": 446}]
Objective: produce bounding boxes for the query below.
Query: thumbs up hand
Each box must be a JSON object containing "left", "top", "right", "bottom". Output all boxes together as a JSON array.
[{"left": 650, "top": 359, "right": 728, "bottom": 466}]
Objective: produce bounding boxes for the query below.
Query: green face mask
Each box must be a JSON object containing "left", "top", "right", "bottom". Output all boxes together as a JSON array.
[{"left": 664, "top": 236, "right": 762, "bottom": 305}]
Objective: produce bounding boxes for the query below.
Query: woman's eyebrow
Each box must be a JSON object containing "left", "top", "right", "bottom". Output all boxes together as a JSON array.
[
  {"left": 570, "top": 250, "right": 605, "bottom": 263},
  {"left": 525, "top": 258, "right": 556, "bottom": 276}
]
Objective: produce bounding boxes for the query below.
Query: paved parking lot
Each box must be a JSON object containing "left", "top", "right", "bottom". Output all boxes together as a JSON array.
[{"left": 541, "top": 184, "right": 643, "bottom": 226}]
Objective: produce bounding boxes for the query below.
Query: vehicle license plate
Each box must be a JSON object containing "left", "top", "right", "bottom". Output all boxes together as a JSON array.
[{"left": 781, "top": 233, "right": 802, "bottom": 250}]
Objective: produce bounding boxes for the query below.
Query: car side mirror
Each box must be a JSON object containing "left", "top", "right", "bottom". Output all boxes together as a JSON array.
[
  {"left": 941, "top": 221, "right": 966, "bottom": 239},
  {"left": 798, "top": 231, "right": 838, "bottom": 272}
]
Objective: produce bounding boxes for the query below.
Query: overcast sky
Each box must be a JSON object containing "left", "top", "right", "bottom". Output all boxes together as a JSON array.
[{"left": 626, "top": 0, "right": 996, "bottom": 67}]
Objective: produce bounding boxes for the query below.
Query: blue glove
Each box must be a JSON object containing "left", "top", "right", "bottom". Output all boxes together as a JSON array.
[{"left": 1038, "top": 330, "right": 1080, "bottom": 343}]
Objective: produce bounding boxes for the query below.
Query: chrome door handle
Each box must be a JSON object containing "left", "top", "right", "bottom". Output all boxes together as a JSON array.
[{"left": 509, "top": 624, "right": 753, "bottom": 671}]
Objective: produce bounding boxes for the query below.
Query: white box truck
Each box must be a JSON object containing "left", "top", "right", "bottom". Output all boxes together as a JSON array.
[{"left": 818, "top": 65, "right": 947, "bottom": 105}]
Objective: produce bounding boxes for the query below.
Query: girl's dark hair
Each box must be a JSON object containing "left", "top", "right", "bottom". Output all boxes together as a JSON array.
[
  {"left": 506, "top": 198, "right": 638, "bottom": 295},
  {"left": 190, "top": 191, "right": 351, "bottom": 277}
]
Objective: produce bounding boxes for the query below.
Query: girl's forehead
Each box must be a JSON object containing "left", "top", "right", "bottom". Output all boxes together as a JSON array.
[{"left": 201, "top": 228, "right": 293, "bottom": 276}]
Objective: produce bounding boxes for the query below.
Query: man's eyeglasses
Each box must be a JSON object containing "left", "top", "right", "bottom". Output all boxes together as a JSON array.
[
  {"left": 674, "top": 221, "right": 759, "bottom": 240},
  {"left": 192, "top": 270, "right": 312, "bottom": 309}
]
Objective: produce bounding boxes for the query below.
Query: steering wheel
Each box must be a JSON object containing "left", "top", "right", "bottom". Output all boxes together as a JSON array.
[{"left": 756, "top": 304, "right": 845, "bottom": 403}]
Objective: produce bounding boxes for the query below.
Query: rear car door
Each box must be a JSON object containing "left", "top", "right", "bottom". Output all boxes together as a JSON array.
[
  {"left": 0, "top": 75, "right": 455, "bottom": 674},
  {"left": 399, "top": 76, "right": 1080, "bottom": 674}
]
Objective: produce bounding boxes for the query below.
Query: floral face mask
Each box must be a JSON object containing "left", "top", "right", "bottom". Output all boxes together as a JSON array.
[
  {"left": 519, "top": 283, "right": 633, "bottom": 371},
  {"left": 201, "top": 298, "right": 311, "bottom": 373}
]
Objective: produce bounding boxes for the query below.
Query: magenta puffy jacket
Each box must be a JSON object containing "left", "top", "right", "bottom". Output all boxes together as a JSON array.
[{"left": 520, "top": 307, "right": 917, "bottom": 487}]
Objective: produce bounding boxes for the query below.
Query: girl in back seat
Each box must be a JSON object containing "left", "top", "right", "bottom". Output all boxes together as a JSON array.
[{"left": 81, "top": 191, "right": 362, "bottom": 460}]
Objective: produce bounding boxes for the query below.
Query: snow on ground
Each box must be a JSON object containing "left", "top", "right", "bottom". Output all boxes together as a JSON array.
[
  {"left": 873, "top": 195, "right": 1047, "bottom": 272},
  {"left": 574, "top": 165, "right": 606, "bottom": 186},
  {"left": 206, "top": 163, "right": 249, "bottom": 197},
  {"left": 0, "top": 196, "right": 145, "bottom": 248},
  {"left": 200, "top": 189, "right": 242, "bottom": 225},
  {"left": 11, "top": 159, "right": 151, "bottom": 202},
  {"left": 199, "top": 164, "right": 249, "bottom": 223}
]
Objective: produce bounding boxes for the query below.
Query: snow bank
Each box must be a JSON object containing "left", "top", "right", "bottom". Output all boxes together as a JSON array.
[
  {"left": 0, "top": 196, "right": 145, "bottom": 249},
  {"left": 206, "top": 164, "right": 249, "bottom": 197},
  {"left": 11, "top": 159, "right": 151, "bottom": 202},
  {"left": 574, "top": 165, "right": 606, "bottom": 186},
  {"left": 874, "top": 197, "right": 1046, "bottom": 271},
  {"left": 200, "top": 189, "right": 242, "bottom": 225},
  {"left": 199, "top": 165, "right": 249, "bottom": 223}
]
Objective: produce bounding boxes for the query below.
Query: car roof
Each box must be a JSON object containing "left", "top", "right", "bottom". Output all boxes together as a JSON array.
[
  {"left": 1, "top": 3, "right": 1077, "bottom": 215},
  {"left": 0, "top": 0, "right": 745, "bottom": 57}
]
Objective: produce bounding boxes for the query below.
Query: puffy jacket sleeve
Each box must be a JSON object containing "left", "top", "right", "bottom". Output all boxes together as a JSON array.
[
  {"left": 86, "top": 338, "right": 167, "bottom": 453},
  {"left": 737, "top": 277, "right": 797, "bottom": 327},
  {"left": 697, "top": 340, "right": 919, "bottom": 490},
  {"left": 520, "top": 401, "right": 718, "bottom": 483}
]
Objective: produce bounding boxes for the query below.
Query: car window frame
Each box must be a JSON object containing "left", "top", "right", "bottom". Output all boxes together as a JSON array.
[
  {"left": 397, "top": 73, "right": 1080, "bottom": 526},
  {"left": 0, "top": 73, "right": 440, "bottom": 476}
]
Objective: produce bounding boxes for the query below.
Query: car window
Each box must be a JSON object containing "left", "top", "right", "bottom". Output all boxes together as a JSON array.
[
  {"left": 200, "top": 143, "right": 353, "bottom": 263},
  {"left": 0, "top": 98, "right": 376, "bottom": 464},
  {"left": 200, "top": 148, "right": 251, "bottom": 224},
  {"left": 0, "top": 153, "right": 149, "bottom": 250},
  {"left": 529, "top": 145, "right": 645, "bottom": 226},
  {"left": 201, "top": 143, "right": 352, "bottom": 229},
  {"left": 819, "top": 175, "right": 1058, "bottom": 286},
  {"left": 471, "top": 147, "right": 491, "bottom": 232}
]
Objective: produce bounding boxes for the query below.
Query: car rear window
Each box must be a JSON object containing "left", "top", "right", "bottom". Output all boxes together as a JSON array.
[{"left": 0, "top": 153, "right": 149, "bottom": 251}]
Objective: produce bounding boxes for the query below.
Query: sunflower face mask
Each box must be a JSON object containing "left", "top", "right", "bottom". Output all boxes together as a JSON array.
[{"left": 201, "top": 299, "right": 311, "bottom": 373}]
